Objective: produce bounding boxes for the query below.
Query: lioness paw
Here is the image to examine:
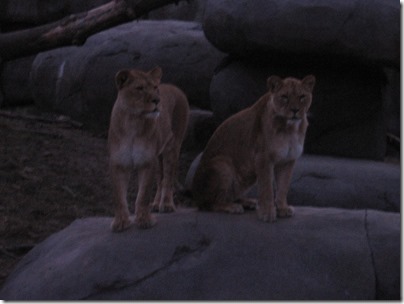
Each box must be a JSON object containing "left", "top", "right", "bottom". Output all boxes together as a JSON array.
[
  {"left": 213, "top": 203, "right": 244, "bottom": 214},
  {"left": 111, "top": 216, "right": 132, "bottom": 232},
  {"left": 159, "top": 203, "right": 176, "bottom": 213},
  {"left": 135, "top": 215, "right": 157, "bottom": 229},
  {"left": 257, "top": 206, "right": 277, "bottom": 223},
  {"left": 151, "top": 202, "right": 176, "bottom": 213},
  {"left": 151, "top": 203, "right": 160, "bottom": 213},
  {"left": 277, "top": 206, "right": 294, "bottom": 218}
]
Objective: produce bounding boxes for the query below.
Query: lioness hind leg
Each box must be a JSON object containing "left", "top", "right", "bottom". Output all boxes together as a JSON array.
[
  {"left": 195, "top": 157, "right": 244, "bottom": 214},
  {"left": 210, "top": 186, "right": 245, "bottom": 214},
  {"left": 212, "top": 202, "right": 244, "bottom": 214}
]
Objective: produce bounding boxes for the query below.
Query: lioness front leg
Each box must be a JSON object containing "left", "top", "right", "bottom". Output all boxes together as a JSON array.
[
  {"left": 135, "top": 164, "right": 157, "bottom": 229},
  {"left": 255, "top": 156, "right": 276, "bottom": 222},
  {"left": 110, "top": 164, "right": 132, "bottom": 232},
  {"left": 274, "top": 161, "right": 295, "bottom": 218}
]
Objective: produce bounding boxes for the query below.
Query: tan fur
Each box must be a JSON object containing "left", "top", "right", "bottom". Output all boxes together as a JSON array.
[
  {"left": 192, "top": 75, "right": 315, "bottom": 222},
  {"left": 108, "top": 67, "right": 189, "bottom": 231}
]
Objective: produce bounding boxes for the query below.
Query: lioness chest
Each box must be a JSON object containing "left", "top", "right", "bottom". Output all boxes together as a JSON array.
[
  {"left": 271, "top": 135, "right": 303, "bottom": 162},
  {"left": 267, "top": 123, "right": 305, "bottom": 163},
  {"left": 131, "top": 140, "right": 158, "bottom": 167},
  {"left": 111, "top": 135, "right": 165, "bottom": 168}
]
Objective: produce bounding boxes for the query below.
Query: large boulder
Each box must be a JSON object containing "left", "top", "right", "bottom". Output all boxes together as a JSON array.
[
  {"left": 30, "top": 20, "right": 225, "bottom": 131},
  {"left": 185, "top": 154, "right": 400, "bottom": 212},
  {"left": 209, "top": 59, "right": 387, "bottom": 160},
  {"left": 0, "top": 208, "right": 399, "bottom": 300},
  {"left": 202, "top": 0, "right": 400, "bottom": 67}
]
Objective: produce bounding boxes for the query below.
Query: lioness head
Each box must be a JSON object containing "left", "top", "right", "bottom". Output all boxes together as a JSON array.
[
  {"left": 115, "top": 67, "right": 163, "bottom": 117},
  {"left": 267, "top": 75, "right": 315, "bottom": 122}
]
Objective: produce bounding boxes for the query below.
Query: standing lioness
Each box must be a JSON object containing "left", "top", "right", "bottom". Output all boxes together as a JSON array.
[
  {"left": 192, "top": 75, "right": 315, "bottom": 222},
  {"left": 108, "top": 67, "right": 189, "bottom": 231}
]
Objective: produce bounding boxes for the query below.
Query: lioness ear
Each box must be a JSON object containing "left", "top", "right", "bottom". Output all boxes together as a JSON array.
[
  {"left": 115, "top": 70, "right": 131, "bottom": 90},
  {"left": 149, "top": 66, "right": 163, "bottom": 84},
  {"left": 267, "top": 76, "right": 283, "bottom": 93},
  {"left": 302, "top": 75, "right": 316, "bottom": 92}
]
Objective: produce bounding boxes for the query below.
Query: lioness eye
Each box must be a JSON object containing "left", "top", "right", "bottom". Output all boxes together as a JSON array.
[{"left": 136, "top": 85, "right": 144, "bottom": 91}]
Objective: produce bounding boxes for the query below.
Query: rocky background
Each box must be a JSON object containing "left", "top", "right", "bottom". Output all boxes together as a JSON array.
[
  {"left": 0, "top": 0, "right": 400, "bottom": 300},
  {"left": 0, "top": 0, "right": 400, "bottom": 160}
]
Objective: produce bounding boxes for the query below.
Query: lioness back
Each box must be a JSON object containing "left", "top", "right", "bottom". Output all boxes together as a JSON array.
[{"left": 158, "top": 84, "right": 189, "bottom": 145}]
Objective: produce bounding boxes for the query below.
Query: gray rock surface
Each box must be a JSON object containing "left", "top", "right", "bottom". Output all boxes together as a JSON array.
[
  {"left": 202, "top": 0, "right": 400, "bottom": 66},
  {"left": 30, "top": 20, "right": 225, "bottom": 131},
  {"left": 287, "top": 156, "right": 400, "bottom": 212},
  {"left": 0, "top": 207, "right": 399, "bottom": 300},
  {"left": 186, "top": 154, "right": 400, "bottom": 212},
  {"left": 209, "top": 60, "right": 387, "bottom": 160}
]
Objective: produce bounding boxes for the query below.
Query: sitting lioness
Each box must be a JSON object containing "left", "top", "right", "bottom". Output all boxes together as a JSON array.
[
  {"left": 108, "top": 67, "right": 189, "bottom": 231},
  {"left": 192, "top": 75, "right": 315, "bottom": 222}
]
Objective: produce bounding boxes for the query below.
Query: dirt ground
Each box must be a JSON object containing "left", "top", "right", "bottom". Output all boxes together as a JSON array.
[{"left": 0, "top": 106, "right": 199, "bottom": 288}]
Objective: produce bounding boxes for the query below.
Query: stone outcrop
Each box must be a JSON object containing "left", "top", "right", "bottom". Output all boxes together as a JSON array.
[
  {"left": 202, "top": 0, "right": 399, "bottom": 66},
  {"left": 0, "top": 208, "right": 399, "bottom": 300}
]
